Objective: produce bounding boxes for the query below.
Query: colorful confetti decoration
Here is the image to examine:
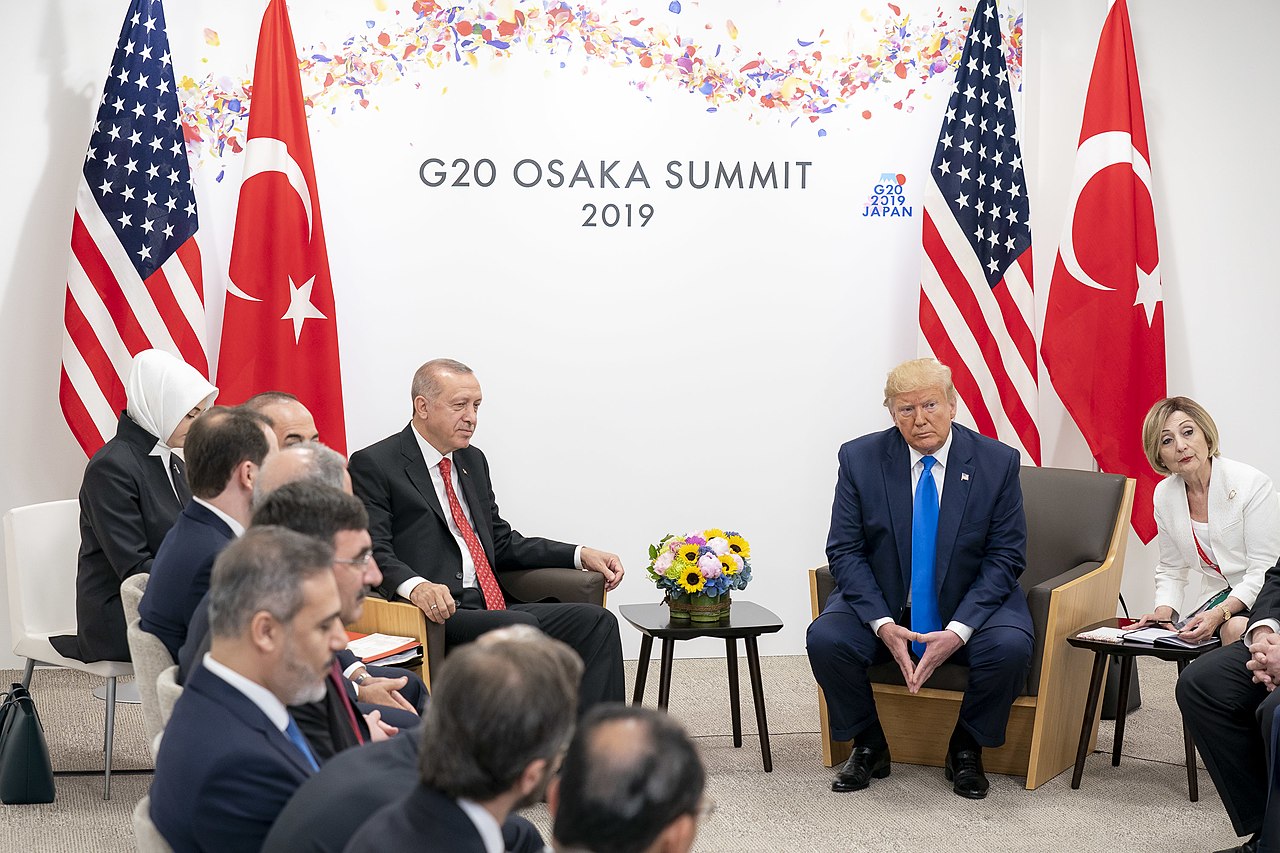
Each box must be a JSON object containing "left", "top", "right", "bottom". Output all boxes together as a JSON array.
[{"left": 178, "top": 1, "right": 1025, "bottom": 164}]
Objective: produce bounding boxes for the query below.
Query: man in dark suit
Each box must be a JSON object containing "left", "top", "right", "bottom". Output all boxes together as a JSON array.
[
  {"left": 349, "top": 358, "right": 626, "bottom": 712},
  {"left": 150, "top": 526, "right": 347, "bottom": 853},
  {"left": 344, "top": 625, "right": 583, "bottom": 853},
  {"left": 139, "top": 406, "right": 275, "bottom": 659},
  {"left": 1178, "top": 559, "right": 1280, "bottom": 853},
  {"left": 807, "top": 358, "right": 1033, "bottom": 800},
  {"left": 549, "top": 705, "right": 705, "bottom": 853}
]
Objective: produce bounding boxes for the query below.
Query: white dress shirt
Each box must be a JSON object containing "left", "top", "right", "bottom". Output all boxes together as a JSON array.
[
  {"left": 869, "top": 430, "right": 974, "bottom": 643},
  {"left": 457, "top": 798, "right": 505, "bottom": 853},
  {"left": 397, "top": 427, "right": 582, "bottom": 601}
]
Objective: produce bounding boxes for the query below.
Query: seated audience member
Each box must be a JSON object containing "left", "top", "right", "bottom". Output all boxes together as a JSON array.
[
  {"left": 348, "top": 357, "right": 625, "bottom": 713},
  {"left": 139, "top": 406, "right": 276, "bottom": 658},
  {"left": 253, "top": 440, "right": 351, "bottom": 501},
  {"left": 263, "top": 626, "right": 553, "bottom": 853},
  {"left": 183, "top": 483, "right": 426, "bottom": 758},
  {"left": 150, "top": 527, "right": 346, "bottom": 853},
  {"left": 807, "top": 358, "right": 1032, "bottom": 799},
  {"left": 1130, "top": 397, "right": 1280, "bottom": 646},
  {"left": 1178, "top": 559, "right": 1280, "bottom": 853},
  {"left": 343, "top": 624, "right": 583, "bottom": 853},
  {"left": 54, "top": 348, "right": 217, "bottom": 663},
  {"left": 243, "top": 390, "right": 321, "bottom": 448},
  {"left": 550, "top": 705, "right": 706, "bottom": 853}
]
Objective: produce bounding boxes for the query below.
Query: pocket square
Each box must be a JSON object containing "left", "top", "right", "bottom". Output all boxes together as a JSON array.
[{"left": 961, "top": 473, "right": 970, "bottom": 481}]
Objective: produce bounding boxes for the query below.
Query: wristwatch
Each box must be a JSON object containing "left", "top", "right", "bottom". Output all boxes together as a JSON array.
[
  {"left": 352, "top": 671, "right": 370, "bottom": 686},
  {"left": 1220, "top": 605, "right": 1233, "bottom": 622}
]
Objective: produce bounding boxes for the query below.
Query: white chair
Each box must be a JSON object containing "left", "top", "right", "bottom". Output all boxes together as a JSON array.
[
  {"left": 4, "top": 499, "right": 134, "bottom": 799},
  {"left": 156, "top": 664, "right": 183, "bottom": 728},
  {"left": 121, "top": 574, "right": 175, "bottom": 760},
  {"left": 132, "top": 794, "right": 173, "bottom": 853}
]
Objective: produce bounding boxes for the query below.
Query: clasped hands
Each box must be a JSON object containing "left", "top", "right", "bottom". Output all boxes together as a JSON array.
[
  {"left": 878, "top": 622, "right": 963, "bottom": 693},
  {"left": 1246, "top": 626, "right": 1280, "bottom": 692}
]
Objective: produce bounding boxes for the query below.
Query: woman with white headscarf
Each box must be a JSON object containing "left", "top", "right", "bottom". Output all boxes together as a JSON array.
[{"left": 52, "top": 350, "right": 217, "bottom": 663}]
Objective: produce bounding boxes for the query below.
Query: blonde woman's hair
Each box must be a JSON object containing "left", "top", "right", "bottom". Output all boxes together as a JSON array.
[
  {"left": 883, "top": 358, "right": 956, "bottom": 410},
  {"left": 1141, "top": 396, "right": 1221, "bottom": 475}
]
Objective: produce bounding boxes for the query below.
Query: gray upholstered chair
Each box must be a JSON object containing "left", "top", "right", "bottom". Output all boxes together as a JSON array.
[
  {"left": 347, "top": 568, "right": 606, "bottom": 691},
  {"left": 132, "top": 794, "right": 173, "bottom": 853},
  {"left": 155, "top": 664, "right": 183, "bottom": 729},
  {"left": 808, "top": 466, "right": 1135, "bottom": 789},
  {"left": 121, "top": 574, "right": 177, "bottom": 759}
]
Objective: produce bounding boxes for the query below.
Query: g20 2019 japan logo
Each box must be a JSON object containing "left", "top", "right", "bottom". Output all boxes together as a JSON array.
[{"left": 863, "top": 172, "right": 911, "bottom": 218}]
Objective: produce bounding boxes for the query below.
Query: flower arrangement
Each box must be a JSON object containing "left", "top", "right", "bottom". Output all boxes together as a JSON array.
[{"left": 645, "top": 529, "right": 753, "bottom": 601}]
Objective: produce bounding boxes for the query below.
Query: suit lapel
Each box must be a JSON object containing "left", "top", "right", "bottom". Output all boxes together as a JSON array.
[
  {"left": 193, "top": 667, "right": 314, "bottom": 776},
  {"left": 882, "top": 434, "right": 913, "bottom": 592},
  {"left": 935, "top": 426, "right": 975, "bottom": 586},
  {"left": 399, "top": 426, "right": 447, "bottom": 526}
]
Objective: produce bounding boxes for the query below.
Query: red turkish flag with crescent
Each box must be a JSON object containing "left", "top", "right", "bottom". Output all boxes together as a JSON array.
[
  {"left": 218, "top": 0, "right": 347, "bottom": 453},
  {"left": 1041, "top": 0, "right": 1165, "bottom": 542}
]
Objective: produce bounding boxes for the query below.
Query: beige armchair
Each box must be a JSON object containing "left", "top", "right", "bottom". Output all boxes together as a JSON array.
[
  {"left": 347, "top": 568, "right": 606, "bottom": 690},
  {"left": 809, "top": 466, "right": 1135, "bottom": 789}
]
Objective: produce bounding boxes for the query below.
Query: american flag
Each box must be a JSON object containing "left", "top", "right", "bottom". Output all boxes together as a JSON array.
[
  {"left": 919, "top": 0, "right": 1039, "bottom": 463},
  {"left": 60, "top": 0, "right": 209, "bottom": 456}
]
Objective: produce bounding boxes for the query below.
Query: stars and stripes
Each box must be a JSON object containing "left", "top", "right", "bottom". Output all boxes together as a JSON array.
[
  {"left": 919, "top": 0, "right": 1039, "bottom": 464},
  {"left": 61, "top": 0, "right": 209, "bottom": 455}
]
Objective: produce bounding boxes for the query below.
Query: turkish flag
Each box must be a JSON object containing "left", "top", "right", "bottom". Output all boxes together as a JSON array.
[
  {"left": 1041, "top": 0, "right": 1165, "bottom": 542},
  {"left": 218, "top": 0, "right": 347, "bottom": 454}
]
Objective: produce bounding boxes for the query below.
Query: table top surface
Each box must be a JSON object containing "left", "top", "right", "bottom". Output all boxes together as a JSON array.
[
  {"left": 1067, "top": 617, "right": 1220, "bottom": 661},
  {"left": 619, "top": 601, "right": 784, "bottom": 639}
]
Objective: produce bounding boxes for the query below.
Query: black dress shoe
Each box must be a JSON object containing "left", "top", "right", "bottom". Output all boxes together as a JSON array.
[
  {"left": 944, "top": 748, "right": 989, "bottom": 799},
  {"left": 1213, "top": 837, "right": 1258, "bottom": 853},
  {"left": 832, "top": 744, "right": 891, "bottom": 792}
]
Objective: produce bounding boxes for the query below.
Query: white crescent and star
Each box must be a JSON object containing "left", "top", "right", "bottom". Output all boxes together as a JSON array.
[
  {"left": 1058, "top": 129, "right": 1163, "bottom": 327},
  {"left": 226, "top": 136, "right": 327, "bottom": 341}
]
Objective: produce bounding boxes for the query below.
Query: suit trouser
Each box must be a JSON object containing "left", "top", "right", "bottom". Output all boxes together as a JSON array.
[
  {"left": 806, "top": 608, "right": 1031, "bottom": 747},
  {"left": 445, "top": 589, "right": 625, "bottom": 715},
  {"left": 1260, "top": 691, "right": 1280, "bottom": 853},
  {"left": 1177, "top": 641, "right": 1268, "bottom": 838}
]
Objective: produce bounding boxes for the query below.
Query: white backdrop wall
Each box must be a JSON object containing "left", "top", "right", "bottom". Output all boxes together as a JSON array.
[{"left": 1, "top": 0, "right": 1275, "bottom": 669}]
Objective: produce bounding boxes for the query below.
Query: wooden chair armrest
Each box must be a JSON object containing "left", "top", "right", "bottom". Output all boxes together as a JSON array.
[{"left": 348, "top": 596, "right": 444, "bottom": 690}]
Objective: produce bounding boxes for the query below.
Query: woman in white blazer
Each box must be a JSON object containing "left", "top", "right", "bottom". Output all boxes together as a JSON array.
[{"left": 1133, "top": 396, "right": 1280, "bottom": 645}]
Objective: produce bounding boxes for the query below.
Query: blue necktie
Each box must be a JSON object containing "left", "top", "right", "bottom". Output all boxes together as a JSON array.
[
  {"left": 911, "top": 455, "right": 941, "bottom": 657},
  {"left": 284, "top": 715, "right": 320, "bottom": 772}
]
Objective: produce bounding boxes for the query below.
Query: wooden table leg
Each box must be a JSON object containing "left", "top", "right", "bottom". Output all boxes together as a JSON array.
[
  {"left": 1112, "top": 656, "right": 1135, "bottom": 766},
  {"left": 726, "top": 638, "right": 742, "bottom": 748},
  {"left": 745, "top": 635, "right": 772, "bottom": 772},
  {"left": 632, "top": 634, "right": 653, "bottom": 705},
  {"left": 657, "top": 638, "right": 675, "bottom": 710},
  {"left": 1177, "top": 658, "right": 1199, "bottom": 802},
  {"left": 1072, "top": 652, "right": 1110, "bottom": 789}
]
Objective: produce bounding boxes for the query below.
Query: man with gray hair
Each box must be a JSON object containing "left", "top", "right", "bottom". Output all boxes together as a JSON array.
[
  {"left": 807, "top": 357, "right": 1032, "bottom": 800},
  {"left": 345, "top": 627, "right": 583, "bottom": 852},
  {"left": 253, "top": 440, "right": 351, "bottom": 503},
  {"left": 349, "top": 357, "right": 625, "bottom": 713},
  {"left": 550, "top": 705, "right": 706, "bottom": 853},
  {"left": 150, "top": 527, "right": 347, "bottom": 852}
]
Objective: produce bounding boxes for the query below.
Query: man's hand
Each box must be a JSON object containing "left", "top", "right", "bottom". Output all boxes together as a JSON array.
[
  {"left": 581, "top": 547, "right": 625, "bottom": 591},
  {"left": 356, "top": 675, "right": 418, "bottom": 715},
  {"left": 362, "top": 710, "right": 399, "bottom": 742},
  {"left": 908, "top": 629, "right": 964, "bottom": 692},
  {"left": 1247, "top": 629, "right": 1280, "bottom": 691},
  {"left": 409, "top": 581, "right": 457, "bottom": 624},
  {"left": 877, "top": 623, "right": 917, "bottom": 687}
]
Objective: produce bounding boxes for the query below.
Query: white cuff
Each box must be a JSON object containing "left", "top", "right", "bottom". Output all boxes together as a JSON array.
[
  {"left": 946, "top": 621, "right": 974, "bottom": 644},
  {"left": 573, "top": 545, "right": 584, "bottom": 570},
  {"left": 870, "top": 617, "right": 894, "bottom": 637},
  {"left": 396, "top": 577, "right": 428, "bottom": 601},
  {"left": 1247, "top": 619, "right": 1280, "bottom": 644}
]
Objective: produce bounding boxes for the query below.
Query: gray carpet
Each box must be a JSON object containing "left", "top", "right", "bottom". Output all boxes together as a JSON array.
[{"left": 0, "top": 657, "right": 1247, "bottom": 852}]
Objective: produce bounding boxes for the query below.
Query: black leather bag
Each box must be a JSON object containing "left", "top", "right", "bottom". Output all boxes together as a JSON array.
[{"left": 0, "top": 682, "right": 56, "bottom": 804}]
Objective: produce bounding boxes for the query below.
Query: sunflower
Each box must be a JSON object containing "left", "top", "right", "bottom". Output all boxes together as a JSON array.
[
  {"left": 703, "top": 527, "right": 727, "bottom": 541},
  {"left": 677, "top": 543, "right": 701, "bottom": 564},
  {"left": 719, "top": 555, "right": 738, "bottom": 576},
  {"left": 726, "top": 533, "right": 750, "bottom": 558},
  {"left": 676, "top": 567, "right": 707, "bottom": 593}
]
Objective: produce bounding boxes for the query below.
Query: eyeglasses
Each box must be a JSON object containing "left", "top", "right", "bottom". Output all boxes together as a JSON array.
[{"left": 334, "top": 551, "right": 374, "bottom": 567}]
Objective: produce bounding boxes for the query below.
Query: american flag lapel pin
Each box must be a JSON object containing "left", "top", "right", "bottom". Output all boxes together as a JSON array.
[{"left": 961, "top": 473, "right": 970, "bottom": 482}]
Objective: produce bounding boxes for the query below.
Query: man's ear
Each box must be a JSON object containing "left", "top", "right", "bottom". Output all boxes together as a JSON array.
[
  {"left": 517, "top": 757, "right": 549, "bottom": 799},
  {"left": 249, "top": 610, "right": 281, "bottom": 654},
  {"left": 237, "top": 459, "right": 257, "bottom": 492},
  {"left": 545, "top": 773, "right": 562, "bottom": 817},
  {"left": 653, "top": 813, "right": 698, "bottom": 853}
]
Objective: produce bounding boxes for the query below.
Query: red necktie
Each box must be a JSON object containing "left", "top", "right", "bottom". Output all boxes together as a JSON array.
[
  {"left": 438, "top": 457, "right": 506, "bottom": 610},
  {"left": 330, "top": 659, "right": 364, "bottom": 745}
]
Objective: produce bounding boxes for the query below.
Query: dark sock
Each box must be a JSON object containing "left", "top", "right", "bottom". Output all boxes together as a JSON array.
[
  {"left": 855, "top": 720, "right": 887, "bottom": 750},
  {"left": 949, "top": 724, "right": 979, "bottom": 754}
]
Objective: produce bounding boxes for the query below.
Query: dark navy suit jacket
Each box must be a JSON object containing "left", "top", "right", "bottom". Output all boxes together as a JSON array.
[
  {"left": 150, "top": 663, "right": 314, "bottom": 853},
  {"left": 139, "top": 500, "right": 235, "bottom": 659},
  {"left": 343, "top": 782, "right": 487, "bottom": 853},
  {"left": 823, "top": 423, "right": 1032, "bottom": 635}
]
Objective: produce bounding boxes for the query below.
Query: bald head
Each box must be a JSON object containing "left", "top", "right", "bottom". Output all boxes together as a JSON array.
[{"left": 252, "top": 442, "right": 351, "bottom": 507}]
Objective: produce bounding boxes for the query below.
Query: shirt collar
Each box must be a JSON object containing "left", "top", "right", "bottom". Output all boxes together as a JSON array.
[
  {"left": 456, "top": 798, "right": 505, "bottom": 853},
  {"left": 193, "top": 497, "right": 246, "bottom": 537},
  {"left": 201, "top": 652, "right": 290, "bottom": 733},
  {"left": 909, "top": 427, "right": 954, "bottom": 471},
  {"left": 411, "top": 424, "right": 451, "bottom": 471}
]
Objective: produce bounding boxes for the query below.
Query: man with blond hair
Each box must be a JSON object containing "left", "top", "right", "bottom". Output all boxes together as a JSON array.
[{"left": 807, "top": 358, "right": 1032, "bottom": 800}]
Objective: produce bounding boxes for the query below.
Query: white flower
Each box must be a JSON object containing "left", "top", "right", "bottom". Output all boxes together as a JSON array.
[
  {"left": 655, "top": 551, "right": 675, "bottom": 571},
  {"left": 697, "top": 553, "right": 720, "bottom": 573},
  {"left": 707, "top": 537, "right": 730, "bottom": 556}
]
